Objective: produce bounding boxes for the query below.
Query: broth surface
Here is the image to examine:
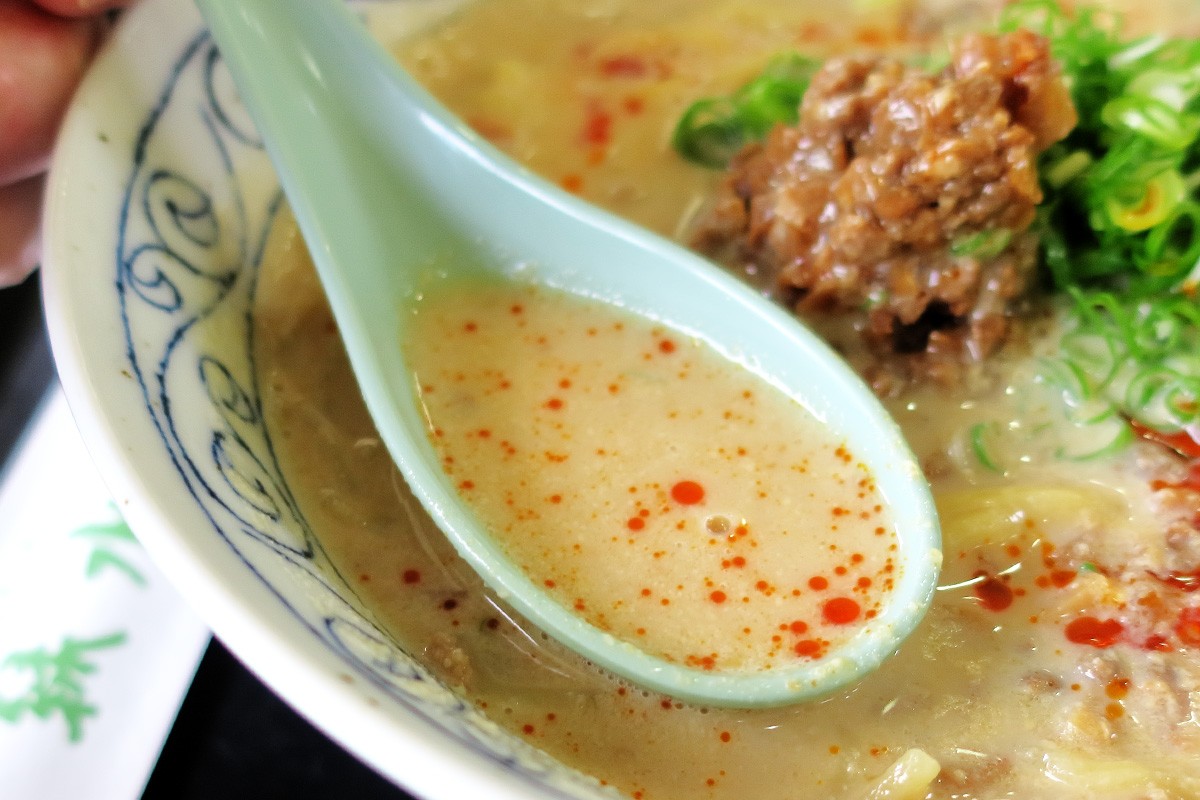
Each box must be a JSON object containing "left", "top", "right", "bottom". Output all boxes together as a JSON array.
[
  {"left": 255, "top": 1, "right": 1200, "bottom": 798},
  {"left": 408, "top": 281, "right": 897, "bottom": 671}
]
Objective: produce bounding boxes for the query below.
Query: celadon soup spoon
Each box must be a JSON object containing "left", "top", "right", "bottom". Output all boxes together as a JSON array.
[{"left": 194, "top": 0, "right": 941, "bottom": 708}]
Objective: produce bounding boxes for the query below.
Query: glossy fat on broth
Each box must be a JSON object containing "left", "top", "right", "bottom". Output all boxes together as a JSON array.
[{"left": 255, "top": 1, "right": 1200, "bottom": 798}]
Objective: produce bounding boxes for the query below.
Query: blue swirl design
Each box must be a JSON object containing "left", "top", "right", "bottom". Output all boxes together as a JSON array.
[{"left": 114, "top": 24, "right": 609, "bottom": 800}]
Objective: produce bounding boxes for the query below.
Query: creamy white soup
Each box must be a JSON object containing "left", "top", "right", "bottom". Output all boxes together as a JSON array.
[
  {"left": 406, "top": 280, "right": 896, "bottom": 671},
  {"left": 255, "top": 1, "right": 1200, "bottom": 797}
]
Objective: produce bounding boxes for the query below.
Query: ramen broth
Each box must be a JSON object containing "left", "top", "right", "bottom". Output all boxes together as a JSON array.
[
  {"left": 407, "top": 281, "right": 897, "bottom": 670},
  {"left": 254, "top": 0, "right": 1200, "bottom": 797}
]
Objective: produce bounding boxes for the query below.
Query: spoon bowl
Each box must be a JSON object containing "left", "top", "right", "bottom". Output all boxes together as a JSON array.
[{"left": 194, "top": 0, "right": 941, "bottom": 707}]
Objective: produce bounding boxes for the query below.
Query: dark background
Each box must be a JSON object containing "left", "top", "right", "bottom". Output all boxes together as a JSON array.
[{"left": 0, "top": 275, "right": 413, "bottom": 800}]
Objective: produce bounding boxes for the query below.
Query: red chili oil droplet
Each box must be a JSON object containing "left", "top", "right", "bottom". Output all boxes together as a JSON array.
[
  {"left": 658, "top": 338, "right": 676, "bottom": 354},
  {"left": 1105, "top": 678, "right": 1131, "bottom": 700},
  {"left": 545, "top": 398, "right": 564, "bottom": 410},
  {"left": 974, "top": 575, "right": 1014, "bottom": 612},
  {"left": 402, "top": 569, "right": 421, "bottom": 585},
  {"left": 523, "top": 724, "right": 535, "bottom": 735},
  {"left": 1050, "top": 569, "right": 1077, "bottom": 588},
  {"left": 808, "top": 576, "right": 829, "bottom": 591},
  {"left": 671, "top": 481, "right": 705, "bottom": 505},
  {"left": 627, "top": 517, "right": 645, "bottom": 531},
  {"left": 1176, "top": 607, "right": 1200, "bottom": 645},
  {"left": 1143, "top": 634, "right": 1173, "bottom": 652},
  {"left": 1065, "top": 616, "right": 1124, "bottom": 648},
  {"left": 463, "top": 321, "right": 478, "bottom": 333},
  {"left": 719, "top": 731, "right": 732, "bottom": 743},
  {"left": 789, "top": 620, "right": 808, "bottom": 634},
  {"left": 1154, "top": 568, "right": 1200, "bottom": 592},
  {"left": 822, "top": 597, "right": 861, "bottom": 625},
  {"left": 544, "top": 579, "right": 556, "bottom": 589},
  {"left": 710, "top": 590, "right": 727, "bottom": 604},
  {"left": 560, "top": 174, "right": 584, "bottom": 194},
  {"left": 794, "top": 640, "right": 822, "bottom": 657},
  {"left": 582, "top": 106, "right": 613, "bottom": 146},
  {"left": 598, "top": 54, "right": 648, "bottom": 78}
]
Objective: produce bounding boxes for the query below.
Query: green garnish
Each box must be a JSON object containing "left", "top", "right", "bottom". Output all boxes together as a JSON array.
[
  {"left": 1001, "top": 1, "right": 1200, "bottom": 296},
  {"left": 671, "top": 53, "right": 820, "bottom": 168},
  {"left": 1054, "top": 289, "right": 1200, "bottom": 433},
  {"left": 969, "top": 422, "right": 1005, "bottom": 473}
]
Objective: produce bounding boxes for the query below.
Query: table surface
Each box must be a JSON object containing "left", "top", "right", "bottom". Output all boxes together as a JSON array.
[{"left": 0, "top": 275, "right": 412, "bottom": 800}]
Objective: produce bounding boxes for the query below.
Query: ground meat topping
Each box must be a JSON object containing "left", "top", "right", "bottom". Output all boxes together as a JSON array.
[{"left": 693, "top": 29, "right": 1076, "bottom": 391}]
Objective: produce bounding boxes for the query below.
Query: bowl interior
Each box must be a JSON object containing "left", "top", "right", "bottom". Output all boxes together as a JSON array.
[{"left": 42, "top": 1, "right": 615, "bottom": 798}]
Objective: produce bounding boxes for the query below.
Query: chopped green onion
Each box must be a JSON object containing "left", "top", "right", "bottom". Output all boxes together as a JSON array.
[
  {"left": 671, "top": 53, "right": 820, "bottom": 168},
  {"left": 969, "top": 422, "right": 1005, "bottom": 473},
  {"left": 1105, "top": 169, "right": 1187, "bottom": 232},
  {"left": 951, "top": 229, "right": 1014, "bottom": 259}
]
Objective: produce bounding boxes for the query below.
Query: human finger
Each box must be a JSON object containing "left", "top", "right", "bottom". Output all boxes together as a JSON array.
[
  {"left": 31, "top": 0, "right": 133, "bottom": 18},
  {"left": 0, "top": 174, "right": 44, "bottom": 287},
  {"left": 0, "top": 1, "right": 102, "bottom": 185}
]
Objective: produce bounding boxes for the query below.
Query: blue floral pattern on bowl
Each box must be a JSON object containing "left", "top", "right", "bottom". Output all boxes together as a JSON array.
[{"left": 113, "top": 20, "right": 613, "bottom": 800}]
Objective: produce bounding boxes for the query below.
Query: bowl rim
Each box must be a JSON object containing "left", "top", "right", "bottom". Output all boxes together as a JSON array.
[{"left": 38, "top": 1, "right": 606, "bottom": 798}]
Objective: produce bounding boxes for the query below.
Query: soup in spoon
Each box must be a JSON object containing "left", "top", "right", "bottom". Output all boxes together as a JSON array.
[{"left": 407, "top": 279, "right": 898, "bottom": 671}]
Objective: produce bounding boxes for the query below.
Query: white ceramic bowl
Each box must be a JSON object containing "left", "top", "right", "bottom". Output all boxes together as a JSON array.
[{"left": 42, "top": 1, "right": 614, "bottom": 797}]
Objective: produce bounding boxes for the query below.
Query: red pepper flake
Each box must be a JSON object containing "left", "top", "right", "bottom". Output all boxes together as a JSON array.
[
  {"left": 1176, "top": 607, "right": 1200, "bottom": 645},
  {"left": 627, "top": 517, "right": 645, "bottom": 531},
  {"left": 458, "top": 479, "right": 475, "bottom": 490},
  {"left": 671, "top": 480, "right": 705, "bottom": 505},
  {"left": 808, "top": 576, "right": 829, "bottom": 591},
  {"left": 544, "top": 579, "right": 557, "bottom": 589},
  {"left": 1065, "top": 616, "right": 1124, "bottom": 648},
  {"left": 974, "top": 574, "right": 1014, "bottom": 612},
  {"left": 822, "top": 597, "right": 861, "bottom": 625},
  {"left": 1153, "top": 568, "right": 1200, "bottom": 592},
  {"left": 523, "top": 724, "right": 535, "bottom": 735},
  {"left": 1131, "top": 420, "right": 1200, "bottom": 459},
  {"left": 710, "top": 590, "right": 727, "bottom": 604},
  {"left": 402, "top": 569, "right": 421, "bottom": 585}
]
